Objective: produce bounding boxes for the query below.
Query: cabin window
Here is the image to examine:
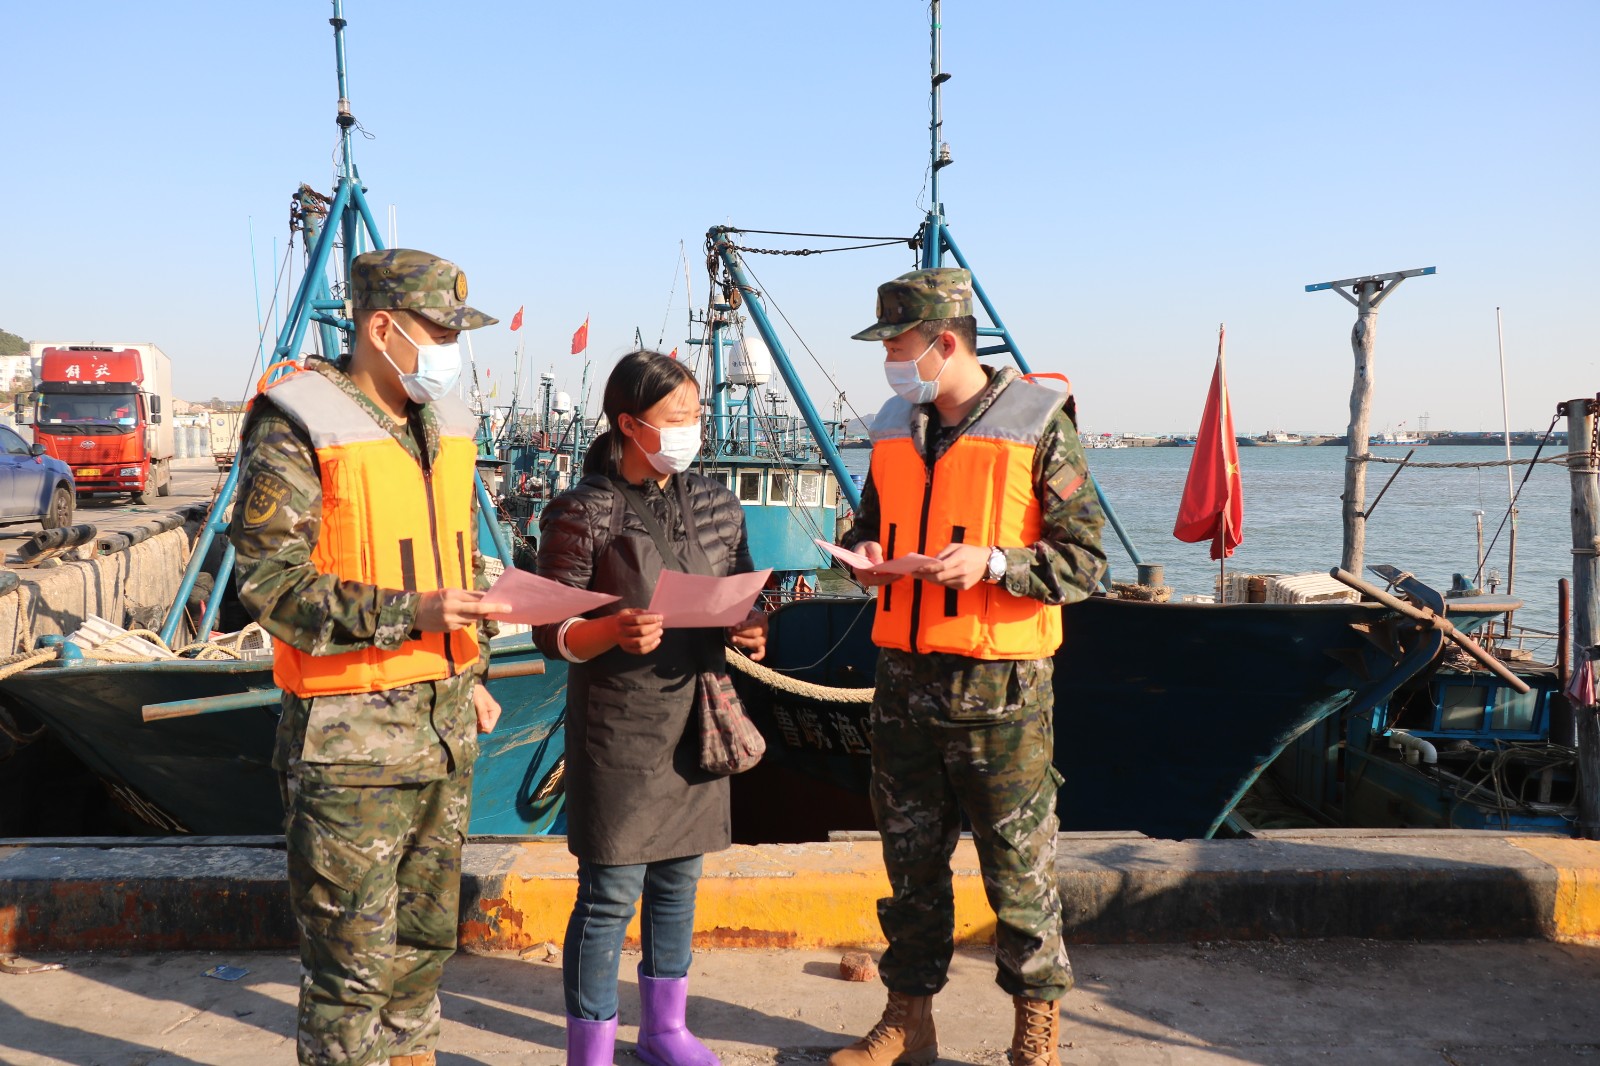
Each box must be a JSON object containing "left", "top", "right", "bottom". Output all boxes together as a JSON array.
[
  {"left": 1438, "top": 686, "right": 1489, "bottom": 731},
  {"left": 1491, "top": 687, "right": 1540, "bottom": 733},
  {"left": 555, "top": 454, "right": 571, "bottom": 473},
  {"left": 767, "top": 470, "right": 792, "bottom": 506},
  {"left": 737, "top": 470, "right": 763, "bottom": 503},
  {"left": 704, "top": 468, "right": 731, "bottom": 491},
  {"left": 797, "top": 471, "right": 823, "bottom": 507}
]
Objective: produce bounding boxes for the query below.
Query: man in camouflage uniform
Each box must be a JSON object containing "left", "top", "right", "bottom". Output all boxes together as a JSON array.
[
  {"left": 230, "top": 249, "right": 507, "bottom": 1066},
  {"left": 834, "top": 268, "right": 1106, "bottom": 1066}
]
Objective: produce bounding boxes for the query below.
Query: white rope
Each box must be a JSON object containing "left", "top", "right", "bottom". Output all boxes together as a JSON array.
[
  {"left": 1352, "top": 452, "right": 1586, "bottom": 469},
  {"left": 725, "top": 645, "right": 874, "bottom": 704}
]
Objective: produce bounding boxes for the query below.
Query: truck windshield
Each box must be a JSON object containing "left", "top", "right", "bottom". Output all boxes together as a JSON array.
[{"left": 40, "top": 394, "right": 138, "bottom": 430}]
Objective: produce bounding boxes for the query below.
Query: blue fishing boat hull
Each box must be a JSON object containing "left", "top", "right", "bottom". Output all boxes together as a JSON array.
[
  {"left": 0, "top": 635, "right": 566, "bottom": 837},
  {"left": 732, "top": 592, "right": 1513, "bottom": 841}
]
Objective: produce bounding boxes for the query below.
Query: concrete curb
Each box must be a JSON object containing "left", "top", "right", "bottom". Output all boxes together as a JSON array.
[{"left": 3, "top": 830, "right": 1598, "bottom": 953}]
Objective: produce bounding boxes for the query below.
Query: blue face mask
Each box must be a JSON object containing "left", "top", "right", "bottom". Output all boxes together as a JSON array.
[
  {"left": 883, "top": 339, "right": 946, "bottom": 405},
  {"left": 382, "top": 318, "right": 462, "bottom": 404}
]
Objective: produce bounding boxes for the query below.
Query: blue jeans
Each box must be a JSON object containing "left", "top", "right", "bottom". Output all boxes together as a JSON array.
[{"left": 563, "top": 854, "right": 704, "bottom": 1020}]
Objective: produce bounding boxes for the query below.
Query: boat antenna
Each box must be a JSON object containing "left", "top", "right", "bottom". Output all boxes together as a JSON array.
[
  {"left": 1495, "top": 306, "right": 1518, "bottom": 612},
  {"left": 928, "top": 0, "right": 953, "bottom": 247}
]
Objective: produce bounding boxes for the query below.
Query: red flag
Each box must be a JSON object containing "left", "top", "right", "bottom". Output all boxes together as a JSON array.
[
  {"left": 570, "top": 316, "right": 589, "bottom": 355},
  {"left": 1173, "top": 325, "right": 1243, "bottom": 560},
  {"left": 668, "top": 347, "right": 678, "bottom": 360},
  {"left": 509, "top": 306, "right": 524, "bottom": 332}
]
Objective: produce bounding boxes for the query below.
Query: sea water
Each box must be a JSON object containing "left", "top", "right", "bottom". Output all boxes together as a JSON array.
[{"left": 842, "top": 445, "right": 1576, "bottom": 650}]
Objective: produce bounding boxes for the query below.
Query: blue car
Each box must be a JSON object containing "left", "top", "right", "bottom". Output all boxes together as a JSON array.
[{"left": 0, "top": 423, "right": 75, "bottom": 529}]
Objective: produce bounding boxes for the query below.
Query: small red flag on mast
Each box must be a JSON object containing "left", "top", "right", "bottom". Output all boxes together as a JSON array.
[
  {"left": 570, "top": 316, "right": 590, "bottom": 355},
  {"left": 509, "top": 306, "right": 524, "bottom": 332},
  {"left": 1172, "top": 324, "right": 1243, "bottom": 560}
]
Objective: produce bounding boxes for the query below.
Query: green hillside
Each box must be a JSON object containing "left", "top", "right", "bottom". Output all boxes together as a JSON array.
[{"left": 0, "top": 329, "right": 24, "bottom": 357}]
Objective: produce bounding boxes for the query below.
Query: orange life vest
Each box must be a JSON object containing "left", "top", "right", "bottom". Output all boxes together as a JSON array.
[
  {"left": 261, "top": 369, "right": 480, "bottom": 696},
  {"left": 868, "top": 373, "right": 1064, "bottom": 660}
]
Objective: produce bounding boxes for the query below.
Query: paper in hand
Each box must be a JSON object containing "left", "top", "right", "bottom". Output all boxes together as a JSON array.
[
  {"left": 486, "top": 568, "right": 620, "bottom": 626},
  {"left": 647, "top": 568, "right": 772, "bottom": 628},
  {"left": 812, "top": 538, "right": 937, "bottom": 576}
]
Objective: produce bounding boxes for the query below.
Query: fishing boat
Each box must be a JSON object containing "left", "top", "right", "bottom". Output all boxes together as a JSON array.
[
  {"left": 709, "top": 1, "right": 1532, "bottom": 841},
  {"left": 1270, "top": 568, "right": 1576, "bottom": 832},
  {"left": 1371, "top": 426, "right": 1427, "bottom": 446},
  {"left": 0, "top": 2, "right": 569, "bottom": 839}
]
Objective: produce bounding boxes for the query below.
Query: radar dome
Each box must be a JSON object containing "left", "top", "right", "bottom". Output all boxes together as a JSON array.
[{"left": 728, "top": 333, "right": 771, "bottom": 386}]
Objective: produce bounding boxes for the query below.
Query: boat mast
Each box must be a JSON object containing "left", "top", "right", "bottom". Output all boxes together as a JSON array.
[
  {"left": 927, "top": 0, "right": 949, "bottom": 265},
  {"left": 159, "top": 1, "right": 516, "bottom": 646},
  {"left": 914, "top": 4, "right": 1029, "bottom": 374},
  {"left": 331, "top": 0, "right": 362, "bottom": 273},
  {"left": 332, "top": 0, "right": 356, "bottom": 186},
  {"left": 1305, "top": 266, "right": 1436, "bottom": 576}
]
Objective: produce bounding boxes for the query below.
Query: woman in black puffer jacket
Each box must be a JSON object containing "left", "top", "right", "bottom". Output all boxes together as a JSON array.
[{"left": 532, "top": 349, "right": 767, "bottom": 1066}]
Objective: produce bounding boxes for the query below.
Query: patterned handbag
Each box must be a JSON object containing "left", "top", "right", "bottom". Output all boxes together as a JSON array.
[{"left": 696, "top": 669, "right": 766, "bottom": 775}]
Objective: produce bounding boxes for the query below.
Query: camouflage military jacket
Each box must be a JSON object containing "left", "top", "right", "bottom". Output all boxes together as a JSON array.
[
  {"left": 229, "top": 359, "right": 495, "bottom": 785},
  {"left": 844, "top": 365, "right": 1107, "bottom": 681}
]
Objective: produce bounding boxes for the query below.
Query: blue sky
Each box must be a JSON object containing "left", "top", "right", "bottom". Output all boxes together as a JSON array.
[{"left": 1, "top": 1, "right": 1594, "bottom": 434}]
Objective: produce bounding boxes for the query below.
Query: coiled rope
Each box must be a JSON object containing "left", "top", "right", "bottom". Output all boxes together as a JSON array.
[{"left": 0, "top": 623, "right": 265, "bottom": 683}]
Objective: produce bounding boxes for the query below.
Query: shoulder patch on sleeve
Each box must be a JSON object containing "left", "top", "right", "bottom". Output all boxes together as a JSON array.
[{"left": 241, "top": 472, "right": 291, "bottom": 531}]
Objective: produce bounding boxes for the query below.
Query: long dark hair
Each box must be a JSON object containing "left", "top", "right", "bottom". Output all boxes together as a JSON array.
[{"left": 584, "top": 349, "right": 698, "bottom": 476}]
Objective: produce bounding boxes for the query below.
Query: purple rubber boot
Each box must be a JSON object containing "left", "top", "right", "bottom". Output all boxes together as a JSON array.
[
  {"left": 636, "top": 967, "right": 721, "bottom": 1066},
  {"left": 566, "top": 1014, "right": 618, "bottom": 1065}
]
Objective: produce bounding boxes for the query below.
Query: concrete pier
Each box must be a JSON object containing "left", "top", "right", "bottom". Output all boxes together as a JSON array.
[
  {"left": 3, "top": 831, "right": 1599, "bottom": 955},
  {"left": 4, "top": 832, "right": 1600, "bottom": 1063},
  {"left": 5, "top": 941, "right": 1600, "bottom": 1065}
]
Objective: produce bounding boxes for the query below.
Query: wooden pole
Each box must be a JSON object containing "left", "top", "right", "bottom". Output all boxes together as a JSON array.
[
  {"left": 1341, "top": 280, "right": 1380, "bottom": 575},
  {"left": 1564, "top": 396, "right": 1600, "bottom": 838},
  {"left": 1308, "top": 266, "right": 1433, "bottom": 576}
]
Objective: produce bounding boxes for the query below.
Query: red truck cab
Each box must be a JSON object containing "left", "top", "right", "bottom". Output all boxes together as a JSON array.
[{"left": 22, "top": 344, "right": 175, "bottom": 502}]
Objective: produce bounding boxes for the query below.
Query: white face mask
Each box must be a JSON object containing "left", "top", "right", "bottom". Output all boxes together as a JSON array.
[
  {"left": 883, "top": 338, "right": 946, "bottom": 405},
  {"left": 382, "top": 318, "right": 462, "bottom": 404},
  {"left": 635, "top": 419, "right": 701, "bottom": 474}
]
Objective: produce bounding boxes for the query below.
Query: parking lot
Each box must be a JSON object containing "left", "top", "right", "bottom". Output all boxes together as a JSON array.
[{"left": 0, "top": 457, "right": 223, "bottom": 558}]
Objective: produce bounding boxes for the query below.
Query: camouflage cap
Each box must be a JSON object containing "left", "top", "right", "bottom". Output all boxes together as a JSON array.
[
  {"left": 851, "top": 267, "right": 973, "bottom": 341},
  {"left": 350, "top": 248, "right": 497, "bottom": 330}
]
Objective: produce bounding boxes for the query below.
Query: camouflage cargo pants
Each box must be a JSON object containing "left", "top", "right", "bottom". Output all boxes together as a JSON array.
[
  {"left": 869, "top": 648, "right": 1072, "bottom": 1001},
  {"left": 279, "top": 770, "right": 472, "bottom": 1065}
]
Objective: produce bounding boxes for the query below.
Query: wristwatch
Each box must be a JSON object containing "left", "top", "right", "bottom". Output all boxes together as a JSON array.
[{"left": 983, "top": 546, "right": 1006, "bottom": 584}]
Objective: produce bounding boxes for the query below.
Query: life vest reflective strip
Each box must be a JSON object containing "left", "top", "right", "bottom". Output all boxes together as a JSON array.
[
  {"left": 263, "top": 371, "right": 480, "bottom": 696},
  {"left": 867, "top": 375, "right": 1065, "bottom": 660}
]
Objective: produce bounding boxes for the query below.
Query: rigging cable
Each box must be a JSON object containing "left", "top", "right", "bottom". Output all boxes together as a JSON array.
[
  {"left": 655, "top": 241, "right": 685, "bottom": 351},
  {"left": 237, "top": 238, "right": 298, "bottom": 407},
  {"left": 1474, "top": 413, "right": 1561, "bottom": 586},
  {"left": 736, "top": 256, "right": 870, "bottom": 430}
]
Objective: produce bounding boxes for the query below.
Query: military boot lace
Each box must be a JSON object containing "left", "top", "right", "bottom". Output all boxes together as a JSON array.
[
  {"left": 860, "top": 992, "right": 910, "bottom": 1053},
  {"left": 1009, "top": 997, "right": 1059, "bottom": 1066}
]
